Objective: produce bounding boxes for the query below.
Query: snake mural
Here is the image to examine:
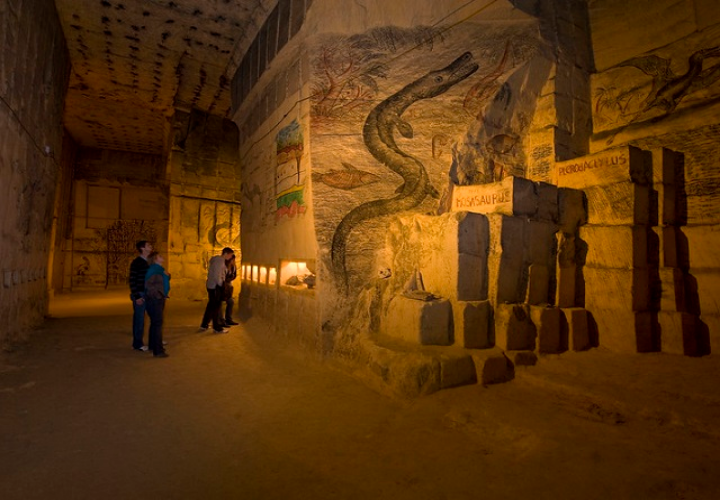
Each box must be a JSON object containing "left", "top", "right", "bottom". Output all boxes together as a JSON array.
[{"left": 330, "top": 52, "right": 479, "bottom": 286}]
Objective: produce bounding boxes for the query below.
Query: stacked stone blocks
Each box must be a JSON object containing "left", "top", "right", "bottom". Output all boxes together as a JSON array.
[
  {"left": 648, "top": 148, "right": 706, "bottom": 356},
  {"left": 556, "top": 146, "right": 655, "bottom": 352}
]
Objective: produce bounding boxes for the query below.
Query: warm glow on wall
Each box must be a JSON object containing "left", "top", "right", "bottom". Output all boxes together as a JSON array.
[
  {"left": 259, "top": 266, "right": 268, "bottom": 284},
  {"left": 252, "top": 265, "right": 259, "bottom": 282},
  {"left": 241, "top": 265, "right": 247, "bottom": 280},
  {"left": 268, "top": 267, "right": 277, "bottom": 285},
  {"left": 279, "top": 260, "right": 315, "bottom": 288}
]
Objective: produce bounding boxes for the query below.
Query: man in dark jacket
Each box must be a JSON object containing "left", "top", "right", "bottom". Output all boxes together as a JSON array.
[{"left": 129, "top": 240, "right": 152, "bottom": 351}]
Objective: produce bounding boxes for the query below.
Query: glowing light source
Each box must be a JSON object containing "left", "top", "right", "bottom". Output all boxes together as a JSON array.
[
  {"left": 259, "top": 266, "right": 268, "bottom": 284},
  {"left": 252, "top": 265, "right": 259, "bottom": 282},
  {"left": 279, "top": 260, "right": 316, "bottom": 288},
  {"left": 268, "top": 267, "right": 277, "bottom": 285}
]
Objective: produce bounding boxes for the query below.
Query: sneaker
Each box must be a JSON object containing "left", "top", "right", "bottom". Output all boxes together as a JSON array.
[
  {"left": 154, "top": 352, "right": 169, "bottom": 358},
  {"left": 134, "top": 346, "right": 149, "bottom": 352},
  {"left": 198, "top": 326, "right": 209, "bottom": 332},
  {"left": 162, "top": 341, "right": 168, "bottom": 346},
  {"left": 213, "top": 328, "right": 230, "bottom": 334},
  {"left": 225, "top": 320, "right": 239, "bottom": 326}
]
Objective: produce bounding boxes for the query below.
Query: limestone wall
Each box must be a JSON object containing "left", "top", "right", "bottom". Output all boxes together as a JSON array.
[
  {"left": 587, "top": 0, "right": 720, "bottom": 351},
  {"left": 230, "top": 0, "right": 594, "bottom": 348},
  {"left": 230, "top": 0, "right": 719, "bottom": 356},
  {"left": 55, "top": 148, "right": 168, "bottom": 291},
  {"left": 231, "top": 0, "right": 320, "bottom": 346},
  {"left": 0, "top": 0, "right": 70, "bottom": 346},
  {"left": 166, "top": 110, "right": 241, "bottom": 300}
]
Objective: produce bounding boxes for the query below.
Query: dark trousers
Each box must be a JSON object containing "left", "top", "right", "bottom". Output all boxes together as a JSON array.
[
  {"left": 145, "top": 297, "right": 165, "bottom": 355},
  {"left": 224, "top": 285, "right": 234, "bottom": 322},
  {"left": 225, "top": 296, "right": 235, "bottom": 322},
  {"left": 131, "top": 299, "right": 146, "bottom": 349},
  {"left": 202, "top": 286, "right": 224, "bottom": 331}
]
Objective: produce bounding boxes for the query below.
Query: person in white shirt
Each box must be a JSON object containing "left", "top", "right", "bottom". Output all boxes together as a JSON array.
[{"left": 200, "top": 247, "right": 234, "bottom": 333}]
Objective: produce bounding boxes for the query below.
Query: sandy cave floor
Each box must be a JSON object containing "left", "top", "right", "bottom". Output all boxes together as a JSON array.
[{"left": 1, "top": 290, "right": 720, "bottom": 500}]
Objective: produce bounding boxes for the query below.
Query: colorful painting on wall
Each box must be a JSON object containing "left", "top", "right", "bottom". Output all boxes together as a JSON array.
[{"left": 275, "top": 119, "right": 307, "bottom": 221}]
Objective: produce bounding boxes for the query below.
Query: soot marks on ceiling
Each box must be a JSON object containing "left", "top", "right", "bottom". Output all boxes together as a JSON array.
[{"left": 59, "top": 0, "right": 268, "bottom": 154}]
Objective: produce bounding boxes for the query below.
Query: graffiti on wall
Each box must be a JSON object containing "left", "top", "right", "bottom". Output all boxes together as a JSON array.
[
  {"left": 106, "top": 220, "right": 157, "bottom": 285},
  {"left": 275, "top": 119, "right": 307, "bottom": 221},
  {"left": 311, "top": 26, "right": 442, "bottom": 125},
  {"left": 330, "top": 52, "right": 479, "bottom": 283}
]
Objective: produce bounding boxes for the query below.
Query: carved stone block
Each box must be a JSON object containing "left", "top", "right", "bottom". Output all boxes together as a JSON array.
[
  {"left": 584, "top": 267, "right": 649, "bottom": 312},
  {"left": 584, "top": 181, "right": 650, "bottom": 225},
  {"left": 384, "top": 296, "right": 452, "bottom": 346},
  {"left": 558, "top": 187, "right": 587, "bottom": 233},
  {"left": 555, "top": 145, "right": 650, "bottom": 188},
  {"left": 453, "top": 300, "right": 492, "bottom": 349},
  {"left": 658, "top": 311, "right": 701, "bottom": 356},
  {"left": 470, "top": 348, "right": 515, "bottom": 385},
  {"left": 579, "top": 225, "right": 649, "bottom": 269},
  {"left": 494, "top": 303, "right": 537, "bottom": 351},
  {"left": 556, "top": 264, "right": 577, "bottom": 308},
  {"left": 531, "top": 305, "right": 564, "bottom": 353},
  {"left": 591, "top": 309, "right": 656, "bottom": 353},
  {"left": 388, "top": 212, "right": 489, "bottom": 302},
  {"left": 535, "top": 181, "right": 559, "bottom": 222},
  {"left": 439, "top": 353, "right": 477, "bottom": 389},
  {"left": 527, "top": 264, "right": 551, "bottom": 305},
  {"left": 450, "top": 176, "right": 538, "bottom": 218},
  {"left": 487, "top": 214, "right": 528, "bottom": 304},
  {"left": 561, "top": 307, "right": 591, "bottom": 351}
]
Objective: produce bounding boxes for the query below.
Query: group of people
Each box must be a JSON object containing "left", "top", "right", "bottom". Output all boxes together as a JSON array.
[
  {"left": 129, "top": 240, "right": 170, "bottom": 357},
  {"left": 201, "top": 246, "right": 238, "bottom": 333},
  {"left": 128, "top": 242, "right": 238, "bottom": 358}
]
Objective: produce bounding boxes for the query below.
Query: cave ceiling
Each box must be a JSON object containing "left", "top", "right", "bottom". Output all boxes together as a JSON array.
[{"left": 55, "top": 0, "right": 273, "bottom": 154}]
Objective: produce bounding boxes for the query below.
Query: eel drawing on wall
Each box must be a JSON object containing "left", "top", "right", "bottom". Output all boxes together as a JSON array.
[{"left": 331, "top": 52, "right": 479, "bottom": 286}]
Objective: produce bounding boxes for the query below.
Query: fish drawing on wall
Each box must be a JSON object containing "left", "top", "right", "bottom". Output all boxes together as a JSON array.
[
  {"left": 275, "top": 119, "right": 307, "bottom": 221},
  {"left": 312, "top": 162, "right": 381, "bottom": 190}
]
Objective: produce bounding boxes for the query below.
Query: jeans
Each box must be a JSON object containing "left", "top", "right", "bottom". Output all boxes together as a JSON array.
[
  {"left": 145, "top": 297, "right": 165, "bottom": 355},
  {"left": 202, "top": 286, "right": 224, "bottom": 331},
  {"left": 132, "top": 299, "right": 146, "bottom": 349}
]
